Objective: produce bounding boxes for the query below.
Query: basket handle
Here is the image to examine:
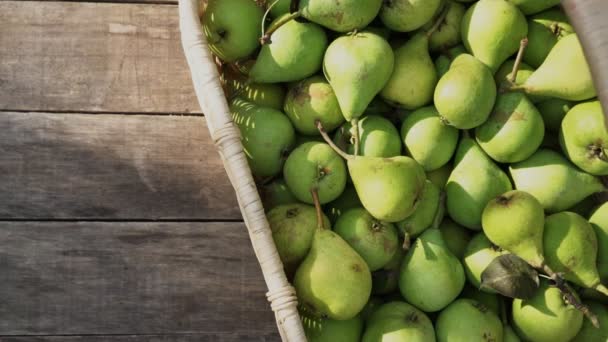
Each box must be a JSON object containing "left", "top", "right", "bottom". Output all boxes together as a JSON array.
[{"left": 562, "top": 0, "right": 608, "bottom": 118}]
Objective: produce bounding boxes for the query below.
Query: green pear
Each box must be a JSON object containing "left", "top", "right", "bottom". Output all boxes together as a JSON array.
[
  {"left": 544, "top": 211, "right": 608, "bottom": 295},
  {"left": 397, "top": 180, "right": 441, "bottom": 241},
  {"left": 427, "top": 163, "right": 453, "bottom": 190},
  {"left": 516, "top": 34, "right": 597, "bottom": 101},
  {"left": 381, "top": 33, "right": 438, "bottom": 110},
  {"left": 446, "top": 137, "right": 513, "bottom": 230},
  {"left": 401, "top": 106, "right": 459, "bottom": 171},
  {"left": 560, "top": 101, "right": 608, "bottom": 175},
  {"left": 506, "top": 0, "right": 562, "bottom": 15},
  {"left": 224, "top": 67, "right": 286, "bottom": 110},
  {"left": 250, "top": 16, "right": 327, "bottom": 83},
  {"left": 363, "top": 301, "right": 436, "bottom": 342},
  {"left": 294, "top": 227, "right": 372, "bottom": 320},
  {"left": 284, "top": 76, "right": 345, "bottom": 136},
  {"left": 461, "top": 0, "right": 528, "bottom": 72},
  {"left": 537, "top": 98, "right": 574, "bottom": 133},
  {"left": 302, "top": 312, "right": 363, "bottom": 342},
  {"left": 475, "top": 92, "right": 545, "bottom": 163},
  {"left": 523, "top": 8, "right": 573, "bottom": 68},
  {"left": 348, "top": 155, "right": 426, "bottom": 222},
  {"left": 260, "top": 178, "right": 297, "bottom": 211},
  {"left": 372, "top": 246, "right": 405, "bottom": 295},
  {"left": 504, "top": 324, "right": 522, "bottom": 342},
  {"left": 230, "top": 98, "right": 295, "bottom": 178},
  {"left": 512, "top": 280, "right": 584, "bottom": 342},
  {"left": 424, "top": 1, "right": 466, "bottom": 52},
  {"left": 460, "top": 286, "right": 501, "bottom": 315},
  {"left": 334, "top": 116, "right": 402, "bottom": 158},
  {"left": 399, "top": 228, "right": 466, "bottom": 312},
  {"left": 435, "top": 45, "right": 467, "bottom": 78},
  {"left": 380, "top": 0, "right": 442, "bottom": 32},
  {"left": 572, "top": 302, "right": 608, "bottom": 342},
  {"left": 295, "top": 134, "right": 325, "bottom": 147},
  {"left": 434, "top": 54, "right": 497, "bottom": 129},
  {"left": 509, "top": 149, "right": 605, "bottom": 212},
  {"left": 494, "top": 59, "right": 534, "bottom": 89},
  {"left": 482, "top": 190, "right": 547, "bottom": 268},
  {"left": 269, "top": 0, "right": 290, "bottom": 18},
  {"left": 589, "top": 202, "right": 608, "bottom": 282},
  {"left": 268, "top": 204, "right": 330, "bottom": 274},
  {"left": 440, "top": 218, "right": 472, "bottom": 259},
  {"left": 360, "top": 297, "right": 384, "bottom": 322},
  {"left": 202, "top": 0, "right": 263, "bottom": 62},
  {"left": 283, "top": 142, "right": 347, "bottom": 204},
  {"left": 463, "top": 233, "right": 507, "bottom": 291},
  {"left": 324, "top": 184, "right": 361, "bottom": 224},
  {"left": 334, "top": 208, "right": 399, "bottom": 271},
  {"left": 436, "top": 299, "right": 504, "bottom": 342},
  {"left": 324, "top": 32, "right": 394, "bottom": 122},
  {"left": 299, "top": 0, "right": 383, "bottom": 32}
]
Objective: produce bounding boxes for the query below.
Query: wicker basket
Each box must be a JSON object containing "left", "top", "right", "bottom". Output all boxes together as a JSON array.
[{"left": 178, "top": 1, "right": 608, "bottom": 340}]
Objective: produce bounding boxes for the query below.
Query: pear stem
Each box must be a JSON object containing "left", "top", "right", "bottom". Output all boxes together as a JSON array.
[
  {"left": 507, "top": 37, "right": 529, "bottom": 84},
  {"left": 426, "top": 2, "right": 451, "bottom": 38},
  {"left": 431, "top": 191, "right": 446, "bottom": 230},
  {"left": 351, "top": 118, "right": 360, "bottom": 156},
  {"left": 260, "top": 11, "right": 301, "bottom": 45},
  {"left": 402, "top": 233, "right": 411, "bottom": 251},
  {"left": 316, "top": 120, "right": 354, "bottom": 160},
  {"left": 310, "top": 187, "right": 325, "bottom": 230}
]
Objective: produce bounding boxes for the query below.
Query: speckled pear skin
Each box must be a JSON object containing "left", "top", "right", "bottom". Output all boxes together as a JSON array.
[
  {"left": 436, "top": 299, "right": 504, "bottom": 342},
  {"left": 589, "top": 202, "right": 608, "bottom": 282},
  {"left": 380, "top": 0, "right": 442, "bottom": 32},
  {"left": 363, "top": 301, "right": 436, "bottom": 342},
  {"left": 299, "top": 0, "right": 383, "bottom": 32}
]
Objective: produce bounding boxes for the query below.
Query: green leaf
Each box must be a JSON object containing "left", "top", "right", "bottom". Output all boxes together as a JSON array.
[{"left": 480, "top": 254, "right": 540, "bottom": 299}]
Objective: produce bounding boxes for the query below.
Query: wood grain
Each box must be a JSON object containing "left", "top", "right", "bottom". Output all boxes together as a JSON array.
[
  {"left": 0, "top": 1, "right": 200, "bottom": 114},
  {"left": 0, "top": 334, "right": 275, "bottom": 342},
  {"left": 0, "top": 221, "right": 278, "bottom": 337},
  {"left": 0, "top": 112, "right": 240, "bottom": 219}
]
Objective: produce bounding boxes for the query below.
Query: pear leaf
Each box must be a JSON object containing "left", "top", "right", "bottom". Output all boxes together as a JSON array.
[{"left": 480, "top": 254, "right": 540, "bottom": 299}]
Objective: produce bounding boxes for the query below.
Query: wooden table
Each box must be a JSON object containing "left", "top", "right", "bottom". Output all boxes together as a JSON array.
[{"left": 0, "top": 1, "right": 279, "bottom": 340}]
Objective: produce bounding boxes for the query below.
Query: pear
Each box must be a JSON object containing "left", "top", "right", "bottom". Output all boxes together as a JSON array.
[
  {"left": 434, "top": 54, "right": 497, "bottom": 129},
  {"left": 333, "top": 115, "right": 401, "bottom": 158},
  {"left": 568, "top": 195, "right": 598, "bottom": 218},
  {"left": 537, "top": 98, "right": 574, "bottom": 133},
  {"left": 504, "top": 325, "right": 522, "bottom": 342},
  {"left": 506, "top": 0, "right": 562, "bottom": 15},
  {"left": 396, "top": 180, "right": 440, "bottom": 242},
  {"left": 435, "top": 299, "right": 504, "bottom": 342},
  {"left": 515, "top": 34, "right": 597, "bottom": 101},
  {"left": 463, "top": 233, "right": 507, "bottom": 291},
  {"left": 494, "top": 59, "right": 534, "bottom": 90},
  {"left": 589, "top": 202, "right": 608, "bottom": 282},
  {"left": 572, "top": 302, "right": 608, "bottom": 342},
  {"left": 230, "top": 98, "right": 295, "bottom": 178},
  {"left": 482, "top": 190, "right": 546, "bottom": 268},
  {"left": 363, "top": 301, "right": 436, "bottom": 342},
  {"left": 334, "top": 208, "right": 399, "bottom": 271},
  {"left": 224, "top": 67, "right": 286, "bottom": 110},
  {"left": 560, "top": 101, "right": 608, "bottom": 175},
  {"left": 302, "top": 313, "right": 363, "bottom": 342},
  {"left": 509, "top": 149, "right": 605, "bottom": 212},
  {"left": 544, "top": 211, "right": 608, "bottom": 295},
  {"left": 324, "top": 184, "right": 361, "bottom": 224},
  {"left": 440, "top": 218, "right": 472, "bottom": 259},
  {"left": 401, "top": 106, "right": 459, "bottom": 171},
  {"left": 399, "top": 228, "right": 466, "bottom": 312},
  {"left": 284, "top": 76, "right": 345, "bottom": 136},
  {"left": 324, "top": 32, "right": 394, "bottom": 122},
  {"left": 424, "top": 1, "right": 466, "bottom": 52},
  {"left": 475, "top": 92, "right": 545, "bottom": 163},
  {"left": 268, "top": 204, "right": 330, "bottom": 274},
  {"left": 460, "top": 286, "right": 501, "bottom": 315},
  {"left": 427, "top": 163, "right": 453, "bottom": 190},
  {"left": 295, "top": 134, "right": 325, "bottom": 147},
  {"left": 202, "top": 0, "right": 263, "bottom": 62},
  {"left": 294, "top": 227, "right": 372, "bottom": 320},
  {"left": 360, "top": 297, "right": 384, "bottom": 322},
  {"left": 299, "top": 0, "right": 383, "bottom": 32},
  {"left": 523, "top": 8, "right": 573, "bottom": 68},
  {"left": 249, "top": 16, "right": 327, "bottom": 83},
  {"left": 380, "top": 0, "right": 442, "bottom": 32},
  {"left": 269, "top": 0, "right": 290, "bottom": 18},
  {"left": 461, "top": 0, "right": 528, "bottom": 72},
  {"left": 381, "top": 32, "right": 438, "bottom": 110},
  {"left": 372, "top": 246, "right": 405, "bottom": 295},
  {"left": 435, "top": 45, "right": 467, "bottom": 78},
  {"left": 283, "top": 142, "right": 347, "bottom": 204},
  {"left": 446, "top": 137, "right": 513, "bottom": 230},
  {"left": 512, "top": 280, "right": 584, "bottom": 342},
  {"left": 260, "top": 179, "right": 297, "bottom": 211}
]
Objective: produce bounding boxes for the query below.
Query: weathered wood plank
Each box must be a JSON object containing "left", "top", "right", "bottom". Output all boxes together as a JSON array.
[
  {"left": 0, "top": 334, "right": 275, "bottom": 342},
  {"left": 0, "top": 1, "right": 201, "bottom": 113},
  {"left": 0, "top": 112, "right": 240, "bottom": 219},
  {"left": 0, "top": 221, "right": 278, "bottom": 337}
]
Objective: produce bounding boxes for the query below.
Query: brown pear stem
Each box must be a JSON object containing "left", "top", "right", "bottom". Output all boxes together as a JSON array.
[
  {"left": 316, "top": 120, "right": 354, "bottom": 160},
  {"left": 260, "top": 11, "right": 301, "bottom": 45},
  {"left": 402, "top": 233, "right": 411, "bottom": 251},
  {"left": 310, "top": 188, "right": 325, "bottom": 230},
  {"left": 426, "top": 2, "right": 451, "bottom": 38},
  {"left": 351, "top": 118, "right": 360, "bottom": 156},
  {"left": 507, "top": 38, "right": 529, "bottom": 84},
  {"left": 431, "top": 191, "right": 446, "bottom": 230}
]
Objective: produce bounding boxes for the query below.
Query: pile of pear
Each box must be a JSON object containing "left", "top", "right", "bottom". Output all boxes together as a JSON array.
[{"left": 203, "top": 0, "right": 608, "bottom": 340}]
